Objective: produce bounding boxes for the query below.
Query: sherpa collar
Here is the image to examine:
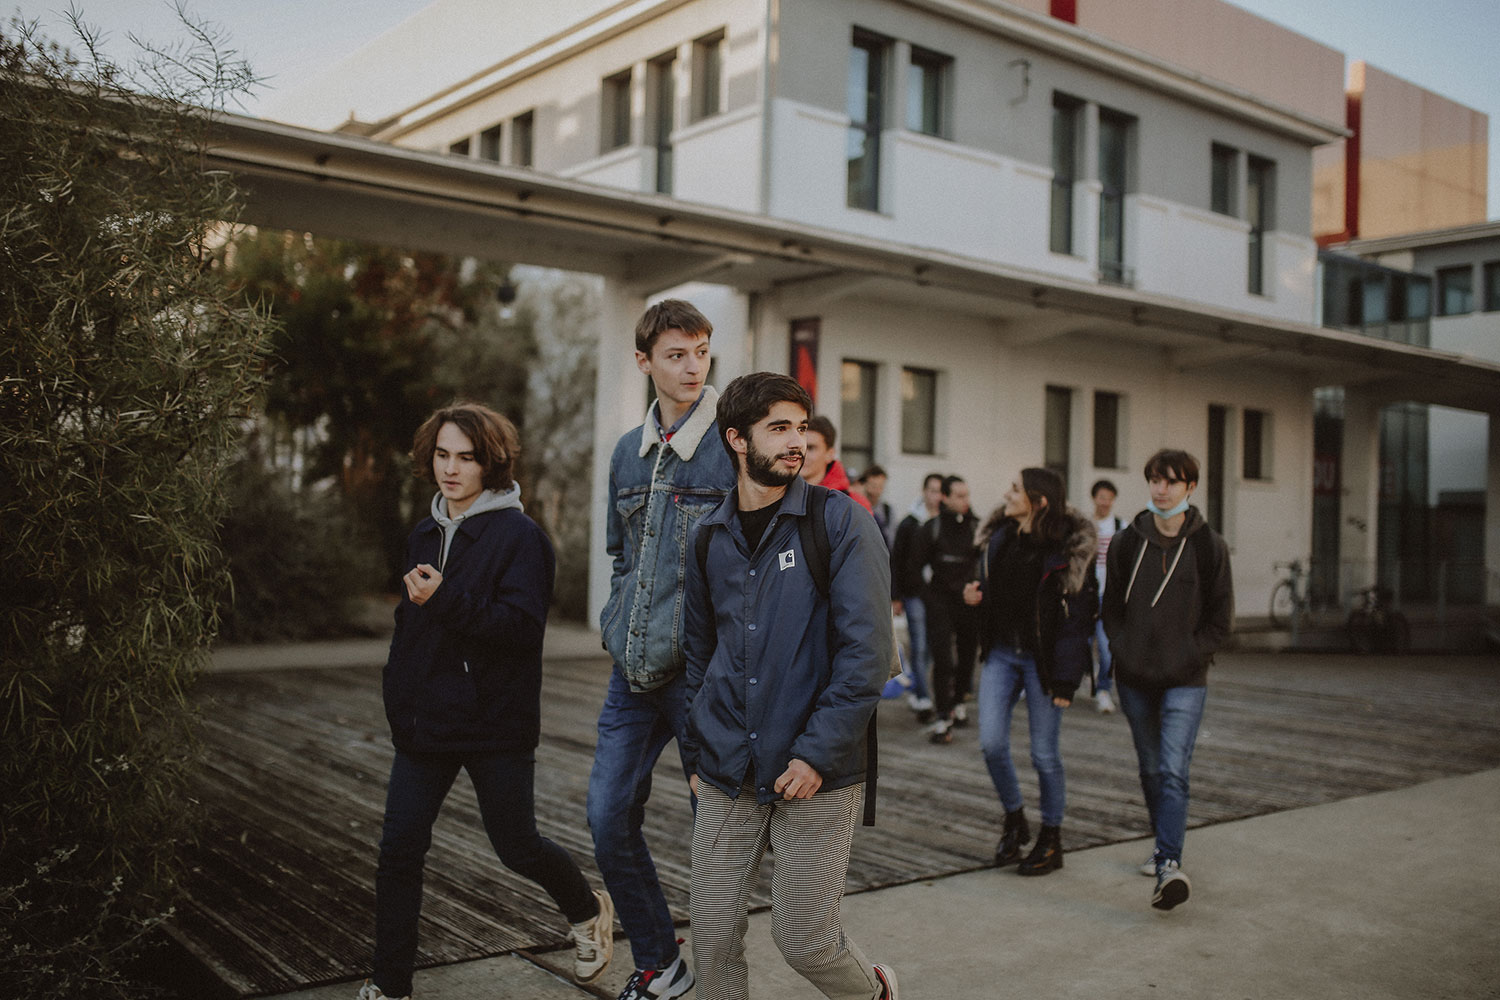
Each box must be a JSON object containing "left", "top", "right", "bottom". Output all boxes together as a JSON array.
[{"left": 638, "top": 384, "right": 720, "bottom": 461}]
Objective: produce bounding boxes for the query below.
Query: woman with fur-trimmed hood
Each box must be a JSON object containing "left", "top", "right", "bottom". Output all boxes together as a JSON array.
[{"left": 962, "top": 467, "right": 1098, "bottom": 877}]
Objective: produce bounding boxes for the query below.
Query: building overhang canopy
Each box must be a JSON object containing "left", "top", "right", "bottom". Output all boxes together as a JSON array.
[{"left": 210, "top": 113, "right": 1499, "bottom": 413}]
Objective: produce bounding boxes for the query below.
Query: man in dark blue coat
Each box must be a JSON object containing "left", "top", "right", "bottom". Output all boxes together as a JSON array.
[
  {"left": 681, "top": 373, "right": 899, "bottom": 1000},
  {"left": 359, "top": 403, "right": 612, "bottom": 1000}
]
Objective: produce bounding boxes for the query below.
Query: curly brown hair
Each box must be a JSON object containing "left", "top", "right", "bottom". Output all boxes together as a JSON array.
[{"left": 410, "top": 402, "right": 521, "bottom": 491}]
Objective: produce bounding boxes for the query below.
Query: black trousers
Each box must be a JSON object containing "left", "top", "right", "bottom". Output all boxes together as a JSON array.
[{"left": 925, "top": 592, "right": 979, "bottom": 719}]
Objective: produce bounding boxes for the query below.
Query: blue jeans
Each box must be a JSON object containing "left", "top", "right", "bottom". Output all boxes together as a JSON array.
[
  {"left": 1116, "top": 680, "right": 1208, "bottom": 866},
  {"left": 903, "top": 594, "right": 931, "bottom": 700},
  {"left": 374, "top": 748, "right": 595, "bottom": 998},
  {"left": 587, "top": 667, "right": 692, "bottom": 971},
  {"left": 1093, "top": 609, "right": 1114, "bottom": 694},
  {"left": 978, "top": 646, "right": 1066, "bottom": 827}
]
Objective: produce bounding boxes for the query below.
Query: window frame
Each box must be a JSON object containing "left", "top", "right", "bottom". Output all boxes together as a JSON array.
[
  {"left": 1246, "top": 154, "right": 1275, "bottom": 296},
  {"left": 601, "top": 69, "right": 633, "bottom": 153},
  {"left": 839, "top": 359, "right": 879, "bottom": 476},
  {"left": 1092, "top": 390, "right": 1122, "bottom": 470},
  {"left": 1050, "top": 94, "right": 1081, "bottom": 256},
  {"left": 1484, "top": 261, "right": 1500, "bottom": 312},
  {"left": 479, "top": 124, "right": 502, "bottom": 162},
  {"left": 847, "top": 29, "right": 889, "bottom": 212},
  {"left": 511, "top": 110, "right": 535, "bottom": 168},
  {"left": 1436, "top": 265, "right": 1474, "bottom": 316},
  {"left": 691, "top": 31, "right": 724, "bottom": 122},
  {"left": 906, "top": 45, "right": 951, "bottom": 138},
  {"left": 1097, "top": 108, "right": 1133, "bottom": 285},
  {"left": 900, "top": 366, "right": 938, "bottom": 456},
  {"left": 1242, "top": 408, "right": 1271, "bottom": 481},
  {"left": 1210, "top": 142, "right": 1236, "bottom": 216},
  {"left": 1044, "top": 384, "right": 1073, "bottom": 481}
]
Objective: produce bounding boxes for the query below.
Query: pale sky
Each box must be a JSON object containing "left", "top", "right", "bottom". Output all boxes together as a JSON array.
[{"left": 7, "top": 0, "right": 1498, "bottom": 219}]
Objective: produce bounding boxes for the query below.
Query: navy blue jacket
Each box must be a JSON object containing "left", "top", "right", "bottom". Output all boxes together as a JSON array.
[
  {"left": 681, "top": 476, "right": 893, "bottom": 804},
  {"left": 383, "top": 506, "right": 554, "bottom": 754}
]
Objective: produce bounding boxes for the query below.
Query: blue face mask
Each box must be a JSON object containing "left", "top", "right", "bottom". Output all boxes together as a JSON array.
[{"left": 1149, "top": 498, "right": 1190, "bottom": 519}]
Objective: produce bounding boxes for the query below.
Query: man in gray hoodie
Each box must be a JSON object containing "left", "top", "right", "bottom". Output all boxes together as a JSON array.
[{"left": 1102, "top": 448, "right": 1233, "bottom": 913}]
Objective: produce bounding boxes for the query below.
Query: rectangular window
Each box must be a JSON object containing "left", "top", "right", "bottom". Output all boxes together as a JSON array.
[
  {"left": 907, "top": 46, "right": 949, "bottom": 137},
  {"left": 479, "top": 124, "right": 502, "bottom": 162},
  {"left": 448, "top": 137, "right": 471, "bottom": 156},
  {"left": 511, "top": 111, "right": 534, "bottom": 168},
  {"left": 1484, "top": 261, "right": 1500, "bottom": 312},
  {"left": 1093, "top": 391, "right": 1121, "bottom": 469},
  {"left": 1243, "top": 408, "right": 1270, "bottom": 481},
  {"left": 1044, "top": 385, "right": 1072, "bottom": 480},
  {"left": 1436, "top": 265, "right": 1473, "bottom": 316},
  {"left": 1050, "top": 94, "right": 1080, "bottom": 255},
  {"left": 1246, "top": 155, "right": 1275, "bottom": 295},
  {"left": 602, "top": 69, "right": 632, "bottom": 152},
  {"left": 1098, "top": 109, "right": 1132, "bottom": 285},
  {"left": 847, "top": 30, "right": 888, "bottom": 212},
  {"left": 900, "top": 367, "right": 937, "bottom": 455},
  {"left": 1210, "top": 143, "right": 1236, "bottom": 215},
  {"left": 650, "top": 53, "right": 676, "bottom": 194},
  {"left": 840, "top": 360, "right": 878, "bottom": 475},
  {"left": 692, "top": 31, "right": 723, "bottom": 121}
]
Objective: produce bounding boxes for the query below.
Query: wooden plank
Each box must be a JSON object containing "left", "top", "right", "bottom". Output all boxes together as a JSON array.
[{"left": 170, "top": 650, "right": 1500, "bottom": 995}]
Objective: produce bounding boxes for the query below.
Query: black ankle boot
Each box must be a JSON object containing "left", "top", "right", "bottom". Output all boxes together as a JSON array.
[
  {"left": 1017, "top": 824, "right": 1063, "bottom": 875},
  {"left": 994, "top": 808, "right": 1031, "bottom": 867}
]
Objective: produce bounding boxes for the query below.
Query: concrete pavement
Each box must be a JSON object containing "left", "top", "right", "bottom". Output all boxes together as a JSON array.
[{"left": 261, "top": 765, "right": 1500, "bottom": 1000}]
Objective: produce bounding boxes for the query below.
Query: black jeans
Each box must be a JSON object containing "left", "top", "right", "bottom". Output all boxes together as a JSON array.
[
  {"left": 373, "top": 748, "right": 596, "bottom": 996},
  {"left": 925, "top": 592, "right": 979, "bottom": 719}
]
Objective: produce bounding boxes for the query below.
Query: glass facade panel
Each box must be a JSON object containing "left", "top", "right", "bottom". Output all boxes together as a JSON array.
[
  {"left": 1044, "top": 385, "right": 1072, "bottom": 480},
  {"left": 693, "top": 33, "right": 723, "bottom": 121},
  {"left": 1210, "top": 143, "right": 1235, "bottom": 215},
  {"left": 1485, "top": 261, "right": 1500, "bottom": 312},
  {"left": 1050, "top": 95, "right": 1079, "bottom": 255},
  {"left": 651, "top": 54, "right": 675, "bottom": 194},
  {"left": 1093, "top": 391, "right": 1120, "bottom": 469},
  {"left": 907, "top": 48, "right": 947, "bottom": 137},
  {"left": 1437, "top": 265, "right": 1473, "bottom": 316},
  {"left": 847, "top": 32, "right": 886, "bottom": 211},
  {"left": 512, "top": 111, "right": 534, "bottom": 167},
  {"left": 1246, "top": 156, "right": 1274, "bottom": 295},
  {"left": 1098, "top": 111, "right": 1130, "bottom": 284},
  {"left": 602, "top": 70, "right": 632, "bottom": 152},
  {"left": 841, "top": 360, "right": 878, "bottom": 475},
  {"left": 479, "top": 124, "right": 501, "bottom": 161}
]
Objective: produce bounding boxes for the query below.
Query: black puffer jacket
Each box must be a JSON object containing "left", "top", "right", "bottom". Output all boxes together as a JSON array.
[{"left": 973, "top": 510, "right": 1098, "bottom": 701}]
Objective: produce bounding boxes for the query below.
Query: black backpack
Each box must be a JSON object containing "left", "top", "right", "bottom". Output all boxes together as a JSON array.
[{"left": 694, "top": 485, "right": 880, "bottom": 826}]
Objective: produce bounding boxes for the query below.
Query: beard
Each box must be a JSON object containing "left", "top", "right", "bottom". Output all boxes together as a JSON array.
[{"left": 744, "top": 436, "right": 802, "bottom": 487}]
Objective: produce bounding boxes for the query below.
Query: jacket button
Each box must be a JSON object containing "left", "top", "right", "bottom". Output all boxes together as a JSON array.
[
  {"left": 748, "top": 677, "right": 757, "bottom": 685},
  {"left": 749, "top": 732, "right": 758, "bottom": 740},
  {"left": 749, "top": 569, "right": 756, "bottom": 576},
  {"left": 747, "top": 623, "right": 756, "bottom": 631}
]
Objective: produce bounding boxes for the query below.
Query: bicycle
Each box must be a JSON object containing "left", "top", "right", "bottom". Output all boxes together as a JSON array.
[
  {"left": 1346, "top": 585, "right": 1411, "bottom": 654},
  {"left": 1268, "top": 559, "right": 1312, "bottom": 630}
]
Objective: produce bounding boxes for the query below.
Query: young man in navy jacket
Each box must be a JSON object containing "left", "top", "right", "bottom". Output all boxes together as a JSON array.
[
  {"left": 359, "top": 403, "right": 611, "bottom": 1000},
  {"left": 682, "top": 372, "right": 899, "bottom": 1000}
]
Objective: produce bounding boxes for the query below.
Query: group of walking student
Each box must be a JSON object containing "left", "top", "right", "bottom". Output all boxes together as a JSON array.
[{"left": 355, "top": 297, "right": 1234, "bottom": 1000}]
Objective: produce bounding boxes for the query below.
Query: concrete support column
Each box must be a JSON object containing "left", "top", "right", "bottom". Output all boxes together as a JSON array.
[
  {"left": 588, "top": 279, "right": 648, "bottom": 624},
  {"left": 1339, "top": 389, "right": 1383, "bottom": 601},
  {"left": 1079, "top": 102, "right": 1101, "bottom": 274},
  {"left": 1488, "top": 410, "right": 1500, "bottom": 604}
]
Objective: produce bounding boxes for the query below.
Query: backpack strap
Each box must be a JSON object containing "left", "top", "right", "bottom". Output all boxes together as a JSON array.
[{"left": 797, "top": 484, "right": 833, "bottom": 599}]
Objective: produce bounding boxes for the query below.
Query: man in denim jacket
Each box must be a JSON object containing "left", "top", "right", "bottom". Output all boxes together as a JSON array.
[{"left": 588, "top": 299, "right": 735, "bottom": 1000}]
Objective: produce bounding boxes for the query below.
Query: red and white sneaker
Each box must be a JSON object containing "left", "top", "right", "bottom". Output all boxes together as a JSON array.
[
  {"left": 616, "top": 954, "right": 694, "bottom": 1000},
  {"left": 874, "top": 963, "right": 899, "bottom": 999}
]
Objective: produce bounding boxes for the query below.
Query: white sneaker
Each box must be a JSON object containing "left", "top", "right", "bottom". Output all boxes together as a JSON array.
[
  {"left": 874, "top": 963, "right": 899, "bottom": 999},
  {"left": 905, "top": 693, "right": 933, "bottom": 713},
  {"left": 1096, "top": 690, "right": 1116, "bottom": 714},
  {"left": 356, "top": 981, "right": 409, "bottom": 1000},
  {"left": 570, "top": 889, "right": 615, "bottom": 983},
  {"left": 951, "top": 702, "right": 969, "bottom": 726},
  {"left": 1151, "top": 860, "right": 1191, "bottom": 911},
  {"left": 1139, "top": 852, "right": 1158, "bottom": 876},
  {"left": 616, "top": 955, "right": 694, "bottom": 1000}
]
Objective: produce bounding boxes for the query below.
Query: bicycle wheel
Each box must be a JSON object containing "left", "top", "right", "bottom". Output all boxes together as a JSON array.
[
  {"left": 1346, "top": 610, "right": 1373, "bottom": 653},
  {"left": 1269, "top": 580, "right": 1296, "bottom": 629},
  {"left": 1381, "top": 612, "right": 1412, "bottom": 654}
]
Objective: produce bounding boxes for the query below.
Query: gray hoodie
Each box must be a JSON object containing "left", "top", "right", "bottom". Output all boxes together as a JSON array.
[{"left": 430, "top": 484, "right": 524, "bottom": 571}]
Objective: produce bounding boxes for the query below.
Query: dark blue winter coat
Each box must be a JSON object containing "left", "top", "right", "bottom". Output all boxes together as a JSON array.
[
  {"left": 383, "top": 506, "right": 554, "bottom": 754},
  {"left": 681, "top": 476, "right": 893, "bottom": 804}
]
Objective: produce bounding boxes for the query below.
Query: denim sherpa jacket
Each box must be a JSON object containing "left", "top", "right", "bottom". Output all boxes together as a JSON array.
[{"left": 600, "top": 385, "right": 736, "bottom": 692}]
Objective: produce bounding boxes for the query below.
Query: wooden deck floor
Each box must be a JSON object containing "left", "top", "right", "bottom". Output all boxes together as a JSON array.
[{"left": 171, "top": 651, "right": 1500, "bottom": 996}]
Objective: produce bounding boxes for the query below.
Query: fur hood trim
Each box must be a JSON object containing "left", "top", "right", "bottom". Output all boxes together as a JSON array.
[
  {"left": 638, "top": 384, "right": 720, "bottom": 461},
  {"left": 1057, "top": 507, "right": 1097, "bottom": 596}
]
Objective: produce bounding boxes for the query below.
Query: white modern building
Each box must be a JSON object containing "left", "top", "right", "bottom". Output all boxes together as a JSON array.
[{"left": 230, "top": 0, "right": 1500, "bottom": 622}]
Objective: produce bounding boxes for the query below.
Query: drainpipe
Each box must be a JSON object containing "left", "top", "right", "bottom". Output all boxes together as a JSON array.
[{"left": 758, "top": 0, "right": 776, "bottom": 215}]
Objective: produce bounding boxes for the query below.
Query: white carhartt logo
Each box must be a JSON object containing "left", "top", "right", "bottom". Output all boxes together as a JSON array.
[{"left": 778, "top": 549, "right": 796, "bottom": 571}]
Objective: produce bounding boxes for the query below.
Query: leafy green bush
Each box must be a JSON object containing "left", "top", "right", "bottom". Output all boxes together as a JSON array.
[{"left": 0, "top": 15, "right": 265, "bottom": 997}]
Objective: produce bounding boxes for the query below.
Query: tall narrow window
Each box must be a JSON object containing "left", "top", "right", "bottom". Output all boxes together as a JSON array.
[
  {"left": 479, "top": 124, "right": 502, "bottom": 162},
  {"left": 650, "top": 53, "right": 675, "bottom": 194},
  {"left": 901, "top": 367, "right": 937, "bottom": 455},
  {"left": 448, "top": 137, "right": 471, "bottom": 156},
  {"left": 1050, "top": 95, "right": 1080, "bottom": 255},
  {"left": 841, "top": 360, "right": 878, "bottom": 475},
  {"left": 1436, "top": 265, "right": 1473, "bottom": 315},
  {"left": 1246, "top": 155, "right": 1275, "bottom": 295},
  {"left": 907, "top": 47, "right": 949, "bottom": 137},
  {"left": 847, "top": 30, "right": 888, "bottom": 212},
  {"left": 1484, "top": 261, "right": 1500, "bottom": 312},
  {"left": 1098, "top": 109, "right": 1132, "bottom": 285},
  {"left": 1210, "top": 143, "right": 1236, "bottom": 215},
  {"left": 1243, "top": 409, "right": 1270, "bottom": 481},
  {"left": 602, "top": 69, "right": 632, "bottom": 152},
  {"left": 1206, "top": 404, "right": 1227, "bottom": 531},
  {"left": 511, "top": 111, "right": 534, "bottom": 168},
  {"left": 692, "top": 31, "right": 723, "bottom": 121},
  {"left": 1093, "top": 391, "right": 1121, "bottom": 469},
  {"left": 1044, "top": 385, "right": 1072, "bottom": 480}
]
